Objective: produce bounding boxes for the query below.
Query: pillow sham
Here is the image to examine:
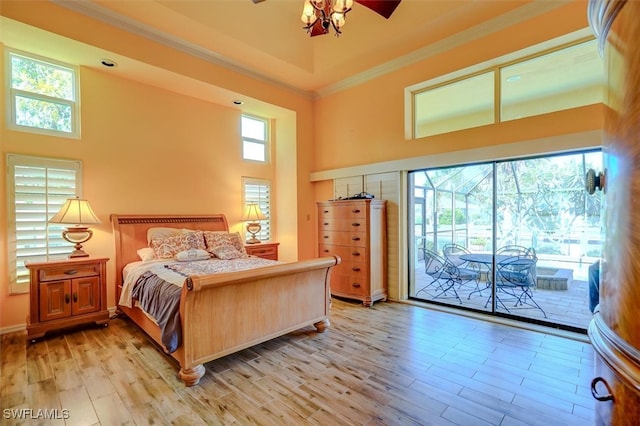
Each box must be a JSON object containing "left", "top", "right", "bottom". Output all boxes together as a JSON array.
[
  {"left": 137, "top": 247, "right": 155, "bottom": 262},
  {"left": 150, "top": 231, "right": 206, "bottom": 259},
  {"left": 209, "top": 244, "right": 247, "bottom": 260},
  {"left": 146, "top": 227, "right": 197, "bottom": 245},
  {"left": 175, "top": 249, "right": 210, "bottom": 262},
  {"left": 203, "top": 231, "right": 246, "bottom": 255}
]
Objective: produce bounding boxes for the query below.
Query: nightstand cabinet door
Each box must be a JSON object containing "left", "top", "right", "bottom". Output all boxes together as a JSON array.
[
  {"left": 39, "top": 280, "right": 72, "bottom": 322},
  {"left": 317, "top": 199, "right": 387, "bottom": 307},
  {"left": 26, "top": 257, "right": 109, "bottom": 340},
  {"left": 72, "top": 276, "right": 101, "bottom": 315}
]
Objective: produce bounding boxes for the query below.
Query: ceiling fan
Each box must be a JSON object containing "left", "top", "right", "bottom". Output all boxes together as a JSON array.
[{"left": 251, "top": 0, "right": 402, "bottom": 37}]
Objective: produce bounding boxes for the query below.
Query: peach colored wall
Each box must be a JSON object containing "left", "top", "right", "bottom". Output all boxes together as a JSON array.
[{"left": 312, "top": 2, "right": 602, "bottom": 171}]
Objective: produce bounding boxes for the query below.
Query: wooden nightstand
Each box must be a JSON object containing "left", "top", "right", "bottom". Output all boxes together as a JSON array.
[
  {"left": 245, "top": 242, "right": 279, "bottom": 260},
  {"left": 26, "top": 257, "right": 109, "bottom": 340}
]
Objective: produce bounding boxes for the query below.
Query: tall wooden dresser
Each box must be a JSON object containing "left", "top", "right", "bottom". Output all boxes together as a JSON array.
[
  {"left": 587, "top": 1, "right": 640, "bottom": 424},
  {"left": 317, "top": 199, "right": 387, "bottom": 306}
]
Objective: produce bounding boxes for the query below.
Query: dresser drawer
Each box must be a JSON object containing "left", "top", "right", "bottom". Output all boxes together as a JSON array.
[
  {"left": 38, "top": 263, "right": 100, "bottom": 282},
  {"left": 318, "top": 204, "right": 366, "bottom": 220},
  {"left": 319, "top": 244, "right": 368, "bottom": 263},
  {"left": 330, "top": 272, "right": 368, "bottom": 297},
  {"left": 318, "top": 231, "right": 367, "bottom": 247},
  {"left": 318, "top": 217, "right": 368, "bottom": 231}
]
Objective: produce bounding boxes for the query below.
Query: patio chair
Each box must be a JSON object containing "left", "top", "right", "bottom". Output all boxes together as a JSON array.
[
  {"left": 442, "top": 243, "right": 482, "bottom": 294},
  {"left": 485, "top": 254, "right": 546, "bottom": 318},
  {"left": 417, "top": 248, "right": 465, "bottom": 303},
  {"left": 496, "top": 245, "right": 529, "bottom": 256}
]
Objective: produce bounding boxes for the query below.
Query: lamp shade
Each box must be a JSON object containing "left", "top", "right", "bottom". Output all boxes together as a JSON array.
[
  {"left": 241, "top": 203, "right": 267, "bottom": 222},
  {"left": 49, "top": 197, "right": 101, "bottom": 225}
]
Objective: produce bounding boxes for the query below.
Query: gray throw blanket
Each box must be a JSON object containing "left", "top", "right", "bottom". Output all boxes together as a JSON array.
[{"left": 131, "top": 271, "right": 183, "bottom": 353}]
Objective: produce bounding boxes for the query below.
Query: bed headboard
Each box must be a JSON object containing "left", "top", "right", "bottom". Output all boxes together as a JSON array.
[{"left": 110, "top": 214, "right": 229, "bottom": 289}]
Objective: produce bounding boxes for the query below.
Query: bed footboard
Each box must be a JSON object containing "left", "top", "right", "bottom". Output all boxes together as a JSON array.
[{"left": 172, "top": 256, "right": 339, "bottom": 386}]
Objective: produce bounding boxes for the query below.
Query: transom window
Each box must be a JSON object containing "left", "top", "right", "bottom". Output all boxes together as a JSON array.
[
  {"left": 6, "top": 49, "right": 80, "bottom": 138},
  {"left": 407, "top": 37, "right": 604, "bottom": 138},
  {"left": 241, "top": 115, "right": 269, "bottom": 162}
]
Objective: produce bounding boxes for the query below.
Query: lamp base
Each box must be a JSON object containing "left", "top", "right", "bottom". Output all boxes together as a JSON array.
[
  {"left": 245, "top": 222, "right": 262, "bottom": 244},
  {"left": 245, "top": 235, "right": 261, "bottom": 244},
  {"left": 62, "top": 227, "right": 93, "bottom": 258}
]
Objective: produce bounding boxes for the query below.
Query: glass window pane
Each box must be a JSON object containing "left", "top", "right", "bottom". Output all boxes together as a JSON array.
[
  {"left": 15, "top": 95, "right": 72, "bottom": 133},
  {"left": 241, "top": 116, "right": 266, "bottom": 140},
  {"left": 243, "top": 141, "right": 265, "bottom": 162},
  {"left": 414, "top": 72, "right": 494, "bottom": 138},
  {"left": 11, "top": 54, "right": 74, "bottom": 100},
  {"left": 501, "top": 40, "right": 604, "bottom": 121}
]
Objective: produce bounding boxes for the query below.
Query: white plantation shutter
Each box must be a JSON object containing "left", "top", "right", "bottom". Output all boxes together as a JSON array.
[
  {"left": 7, "top": 154, "right": 82, "bottom": 293},
  {"left": 243, "top": 178, "right": 271, "bottom": 241}
]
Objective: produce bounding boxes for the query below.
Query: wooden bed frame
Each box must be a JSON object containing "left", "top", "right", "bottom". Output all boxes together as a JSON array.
[{"left": 111, "top": 214, "right": 339, "bottom": 386}]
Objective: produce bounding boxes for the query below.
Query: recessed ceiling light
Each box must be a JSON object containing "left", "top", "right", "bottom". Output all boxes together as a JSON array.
[
  {"left": 233, "top": 100, "right": 244, "bottom": 105},
  {"left": 100, "top": 59, "right": 117, "bottom": 68}
]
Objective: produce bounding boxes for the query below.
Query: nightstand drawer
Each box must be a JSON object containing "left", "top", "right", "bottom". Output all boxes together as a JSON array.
[
  {"left": 245, "top": 242, "right": 279, "bottom": 260},
  {"left": 39, "top": 263, "right": 100, "bottom": 281}
]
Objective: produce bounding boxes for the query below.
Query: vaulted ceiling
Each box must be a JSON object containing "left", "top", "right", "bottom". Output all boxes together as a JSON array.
[{"left": 12, "top": 0, "right": 575, "bottom": 99}]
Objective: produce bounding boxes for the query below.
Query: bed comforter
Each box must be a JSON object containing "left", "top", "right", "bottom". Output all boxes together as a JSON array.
[{"left": 122, "top": 257, "right": 279, "bottom": 353}]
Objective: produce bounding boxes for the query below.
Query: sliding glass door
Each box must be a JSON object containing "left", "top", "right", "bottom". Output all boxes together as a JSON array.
[{"left": 408, "top": 150, "right": 602, "bottom": 331}]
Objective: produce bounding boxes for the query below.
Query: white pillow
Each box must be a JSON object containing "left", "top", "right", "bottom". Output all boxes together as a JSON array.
[
  {"left": 137, "top": 247, "right": 155, "bottom": 262},
  {"left": 175, "top": 249, "right": 210, "bottom": 262}
]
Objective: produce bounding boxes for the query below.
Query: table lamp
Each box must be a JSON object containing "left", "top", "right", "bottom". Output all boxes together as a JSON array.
[
  {"left": 241, "top": 202, "right": 266, "bottom": 244},
  {"left": 48, "top": 196, "right": 101, "bottom": 258}
]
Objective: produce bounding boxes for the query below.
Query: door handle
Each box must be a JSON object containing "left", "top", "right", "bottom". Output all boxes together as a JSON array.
[
  {"left": 585, "top": 168, "right": 606, "bottom": 194},
  {"left": 73, "top": 293, "right": 78, "bottom": 303},
  {"left": 65, "top": 294, "right": 70, "bottom": 304}
]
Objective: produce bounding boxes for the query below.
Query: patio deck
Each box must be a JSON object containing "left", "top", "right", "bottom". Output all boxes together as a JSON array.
[{"left": 413, "top": 264, "right": 593, "bottom": 331}]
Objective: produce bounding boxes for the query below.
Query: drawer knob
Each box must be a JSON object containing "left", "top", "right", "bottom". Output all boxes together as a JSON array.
[
  {"left": 323, "top": 222, "right": 329, "bottom": 226},
  {"left": 352, "top": 283, "right": 361, "bottom": 288},
  {"left": 323, "top": 235, "right": 329, "bottom": 239},
  {"left": 352, "top": 267, "right": 361, "bottom": 272},
  {"left": 323, "top": 210, "right": 329, "bottom": 213},
  {"left": 323, "top": 249, "right": 329, "bottom": 253},
  {"left": 352, "top": 223, "right": 361, "bottom": 227},
  {"left": 64, "top": 269, "right": 78, "bottom": 275},
  {"left": 352, "top": 209, "right": 360, "bottom": 213},
  {"left": 352, "top": 236, "right": 360, "bottom": 241},
  {"left": 65, "top": 294, "right": 70, "bottom": 304},
  {"left": 73, "top": 293, "right": 78, "bottom": 302},
  {"left": 352, "top": 252, "right": 361, "bottom": 256}
]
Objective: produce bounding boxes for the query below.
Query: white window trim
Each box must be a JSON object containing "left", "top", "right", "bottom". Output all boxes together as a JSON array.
[
  {"left": 5, "top": 48, "right": 81, "bottom": 139},
  {"left": 6, "top": 154, "right": 83, "bottom": 294}
]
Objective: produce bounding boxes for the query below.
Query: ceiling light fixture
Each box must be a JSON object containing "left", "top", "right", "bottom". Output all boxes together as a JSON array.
[{"left": 301, "top": 0, "right": 353, "bottom": 37}]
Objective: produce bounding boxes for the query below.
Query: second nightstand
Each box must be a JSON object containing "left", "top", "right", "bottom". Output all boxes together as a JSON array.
[{"left": 245, "top": 242, "right": 279, "bottom": 260}]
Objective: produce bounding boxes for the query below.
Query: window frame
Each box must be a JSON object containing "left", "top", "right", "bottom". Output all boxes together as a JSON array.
[
  {"left": 241, "top": 114, "right": 269, "bottom": 163},
  {"left": 5, "top": 48, "right": 81, "bottom": 139},
  {"left": 242, "top": 177, "right": 272, "bottom": 242},
  {"left": 6, "top": 154, "right": 83, "bottom": 294}
]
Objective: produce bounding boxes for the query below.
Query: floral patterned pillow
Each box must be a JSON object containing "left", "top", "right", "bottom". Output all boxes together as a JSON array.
[
  {"left": 209, "top": 244, "right": 247, "bottom": 260},
  {"left": 150, "top": 231, "right": 206, "bottom": 259},
  {"left": 203, "top": 231, "right": 246, "bottom": 255}
]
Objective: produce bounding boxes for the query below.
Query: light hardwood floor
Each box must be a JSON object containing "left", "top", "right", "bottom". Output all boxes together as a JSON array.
[{"left": 1, "top": 299, "right": 595, "bottom": 425}]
